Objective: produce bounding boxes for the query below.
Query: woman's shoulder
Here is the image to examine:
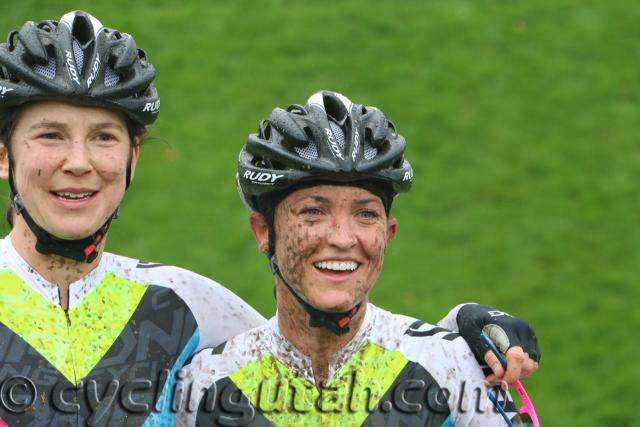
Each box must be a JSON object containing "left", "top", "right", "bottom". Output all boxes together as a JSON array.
[
  {"left": 103, "top": 252, "right": 238, "bottom": 301},
  {"left": 103, "top": 251, "right": 266, "bottom": 349},
  {"left": 368, "top": 304, "right": 479, "bottom": 373}
]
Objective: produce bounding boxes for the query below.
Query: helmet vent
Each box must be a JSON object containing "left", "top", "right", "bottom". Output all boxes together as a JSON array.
[
  {"left": 71, "top": 13, "right": 94, "bottom": 46},
  {"left": 294, "top": 142, "right": 318, "bottom": 160},
  {"left": 323, "top": 93, "right": 348, "bottom": 124},
  {"left": 36, "top": 21, "right": 54, "bottom": 32},
  {"left": 33, "top": 55, "right": 56, "bottom": 80},
  {"left": 364, "top": 141, "right": 378, "bottom": 160},
  {"left": 328, "top": 121, "right": 345, "bottom": 149},
  {"left": 72, "top": 39, "right": 84, "bottom": 73},
  {"left": 104, "top": 66, "right": 120, "bottom": 87}
]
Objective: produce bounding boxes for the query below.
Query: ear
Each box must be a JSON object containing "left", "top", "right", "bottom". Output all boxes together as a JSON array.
[
  {"left": 249, "top": 211, "right": 270, "bottom": 254},
  {"left": 128, "top": 139, "right": 141, "bottom": 181},
  {"left": 0, "top": 144, "right": 9, "bottom": 181},
  {"left": 386, "top": 217, "right": 398, "bottom": 244}
]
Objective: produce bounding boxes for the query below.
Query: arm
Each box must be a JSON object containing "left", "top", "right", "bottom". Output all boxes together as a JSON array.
[
  {"left": 438, "top": 303, "right": 541, "bottom": 385},
  {"left": 160, "top": 266, "right": 267, "bottom": 352}
]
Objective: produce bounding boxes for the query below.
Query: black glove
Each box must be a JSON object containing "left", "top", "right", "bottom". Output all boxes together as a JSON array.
[{"left": 456, "top": 303, "right": 541, "bottom": 365}]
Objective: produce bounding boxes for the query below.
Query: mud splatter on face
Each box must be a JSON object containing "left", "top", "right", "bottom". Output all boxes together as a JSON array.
[
  {"left": 276, "top": 207, "right": 321, "bottom": 295},
  {"left": 273, "top": 185, "right": 394, "bottom": 313}
]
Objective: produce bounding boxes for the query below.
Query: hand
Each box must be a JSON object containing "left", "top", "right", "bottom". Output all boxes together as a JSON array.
[{"left": 456, "top": 304, "right": 541, "bottom": 386}]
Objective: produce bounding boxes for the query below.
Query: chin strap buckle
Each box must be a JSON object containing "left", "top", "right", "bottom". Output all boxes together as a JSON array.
[
  {"left": 337, "top": 306, "right": 359, "bottom": 328},
  {"left": 82, "top": 233, "right": 103, "bottom": 262},
  {"left": 268, "top": 255, "right": 278, "bottom": 274},
  {"left": 11, "top": 194, "right": 25, "bottom": 215}
]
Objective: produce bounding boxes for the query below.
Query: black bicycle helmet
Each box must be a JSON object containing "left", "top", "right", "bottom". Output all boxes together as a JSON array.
[
  {"left": 238, "top": 90, "right": 414, "bottom": 335},
  {"left": 237, "top": 90, "right": 413, "bottom": 212},
  {"left": 0, "top": 11, "right": 159, "bottom": 263},
  {"left": 0, "top": 10, "right": 159, "bottom": 124}
]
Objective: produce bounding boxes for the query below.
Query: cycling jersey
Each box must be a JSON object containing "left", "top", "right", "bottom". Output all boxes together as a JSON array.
[
  {"left": 178, "top": 304, "right": 519, "bottom": 427},
  {"left": 0, "top": 237, "right": 265, "bottom": 427}
]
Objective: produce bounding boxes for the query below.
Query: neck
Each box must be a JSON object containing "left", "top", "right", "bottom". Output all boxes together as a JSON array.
[
  {"left": 9, "top": 217, "right": 104, "bottom": 309},
  {"left": 275, "top": 281, "right": 367, "bottom": 388}
]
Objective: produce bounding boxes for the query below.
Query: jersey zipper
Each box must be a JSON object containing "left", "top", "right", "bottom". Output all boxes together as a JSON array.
[
  {"left": 58, "top": 287, "right": 78, "bottom": 383},
  {"left": 59, "top": 288, "right": 80, "bottom": 426}
]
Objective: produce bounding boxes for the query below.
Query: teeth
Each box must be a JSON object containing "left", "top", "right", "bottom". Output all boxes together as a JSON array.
[
  {"left": 55, "top": 192, "right": 93, "bottom": 200},
  {"left": 314, "top": 261, "right": 359, "bottom": 271}
]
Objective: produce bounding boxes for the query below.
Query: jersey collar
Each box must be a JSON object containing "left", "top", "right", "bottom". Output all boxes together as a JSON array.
[
  {"left": 0, "top": 235, "right": 109, "bottom": 309},
  {"left": 268, "top": 304, "right": 377, "bottom": 386}
]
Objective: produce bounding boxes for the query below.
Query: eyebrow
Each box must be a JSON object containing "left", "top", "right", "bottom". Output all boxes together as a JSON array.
[
  {"left": 303, "top": 195, "right": 331, "bottom": 204},
  {"left": 28, "top": 121, "right": 125, "bottom": 132},
  {"left": 29, "top": 120, "right": 66, "bottom": 131},
  {"left": 300, "top": 195, "right": 381, "bottom": 206},
  {"left": 89, "top": 122, "right": 126, "bottom": 132},
  {"left": 352, "top": 198, "right": 380, "bottom": 206}
]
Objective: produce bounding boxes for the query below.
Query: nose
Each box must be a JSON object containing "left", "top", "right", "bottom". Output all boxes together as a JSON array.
[
  {"left": 326, "top": 217, "right": 358, "bottom": 250},
  {"left": 62, "top": 140, "right": 93, "bottom": 176}
]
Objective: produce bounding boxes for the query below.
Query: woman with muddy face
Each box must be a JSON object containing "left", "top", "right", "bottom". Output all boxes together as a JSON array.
[
  {"left": 270, "top": 184, "right": 394, "bottom": 314},
  {"left": 250, "top": 183, "right": 396, "bottom": 345},
  {"left": 0, "top": 11, "right": 264, "bottom": 426},
  {"left": 248, "top": 182, "right": 398, "bottom": 383},
  {"left": 177, "top": 90, "right": 540, "bottom": 426}
]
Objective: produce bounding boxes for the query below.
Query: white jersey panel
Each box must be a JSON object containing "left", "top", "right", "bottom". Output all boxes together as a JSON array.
[
  {"left": 0, "top": 236, "right": 265, "bottom": 352},
  {"left": 180, "top": 304, "right": 516, "bottom": 426}
]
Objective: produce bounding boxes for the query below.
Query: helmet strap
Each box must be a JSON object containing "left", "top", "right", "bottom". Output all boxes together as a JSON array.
[
  {"left": 8, "top": 157, "right": 118, "bottom": 263},
  {"left": 268, "top": 255, "right": 361, "bottom": 335},
  {"left": 11, "top": 193, "right": 116, "bottom": 263}
]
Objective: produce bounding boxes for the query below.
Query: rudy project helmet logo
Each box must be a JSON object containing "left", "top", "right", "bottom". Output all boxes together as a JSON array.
[
  {"left": 87, "top": 54, "right": 101, "bottom": 88},
  {"left": 351, "top": 128, "right": 360, "bottom": 162},
  {"left": 325, "top": 128, "right": 344, "bottom": 160},
  {"left": 64, "top": 50, "right": 81, "bottom": 86},
  {"left": 142, "top": 100, "right": 160, "bottom": 113},
  {"left": 243, "top": 170, "right": 284, "bottom": 184}
]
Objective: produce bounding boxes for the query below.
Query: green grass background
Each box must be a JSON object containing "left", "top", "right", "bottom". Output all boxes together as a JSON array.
[{"left": 2, "top": 1, "right": 638, "bottom": 425}]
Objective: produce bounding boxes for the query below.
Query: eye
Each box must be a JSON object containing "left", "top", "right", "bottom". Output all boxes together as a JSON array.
[
  {"left": 300, "top": 207, "right": 322, "bottom": 216},
  {"left": 38, "top": 132, "right": 62, "bottom": 140},
  {"left": 357, "top": 209, "right": 380, "bottom": 220},
  {"left": 95, "top": 133, "right": 117, "bottom": 142}
]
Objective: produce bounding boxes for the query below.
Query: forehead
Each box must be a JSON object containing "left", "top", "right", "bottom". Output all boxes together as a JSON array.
[
  {"left": 281, "top": 184, "right": 384, "bottom": 207},
  {"left": 15, "top": 101, "right": 126, "bottom": 128}
]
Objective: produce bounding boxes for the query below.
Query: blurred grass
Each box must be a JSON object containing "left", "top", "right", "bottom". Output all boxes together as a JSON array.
[{"left": 2, "top": 1, "right": 639, "bottom": 425}]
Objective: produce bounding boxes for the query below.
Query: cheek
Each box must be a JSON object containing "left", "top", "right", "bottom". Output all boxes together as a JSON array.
[
  {"left": 363, "top": 225, "right": 388, "bottom": 272},
  {"left": 94, "top": 152, "right": 129, "bottom": 181},
  {"left": 277, "top": 221, "right": 322, "bottom": 284},
  {"left": 15, "top": 149, "right": 58, "bottom": 185}
]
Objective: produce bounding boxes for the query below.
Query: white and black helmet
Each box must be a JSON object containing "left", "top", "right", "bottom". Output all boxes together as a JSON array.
[
  {"left": 239, "top": 91, "right": 414, "bottom": 335},
  {"left": 238, "top": 90, "right": 413, "bottom": 211},
  {"left": 0, "top": 10, "right": 159, "bottom": 124}
]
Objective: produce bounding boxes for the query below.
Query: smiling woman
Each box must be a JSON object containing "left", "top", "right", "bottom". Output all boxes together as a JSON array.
[
  {"left": 257, "top": 185, "right": 396, "bottom": 315},
  {"left": 0, "top": 10, "right": 265, "bottom": 426},
  {"left": 180, "top": 91, "right": 540, "bottom": 426}
]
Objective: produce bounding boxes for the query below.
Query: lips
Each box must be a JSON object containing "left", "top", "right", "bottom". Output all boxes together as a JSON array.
[
  {"left": 314, "top": 260, "right": 359, "bottom": 271},
  {"left": 312, "top": 260, "right": 362, "bottom": 285},
  {"left": 49, "top": 189, "right": 99, "bottom": 207},
  {"left": 52, "top": 191, "right": 96, "bottom": 201}
]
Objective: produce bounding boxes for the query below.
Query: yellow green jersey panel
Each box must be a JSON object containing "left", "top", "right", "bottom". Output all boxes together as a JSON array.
[
  {"left": 179, "top": 304, "right": 518, "bottom": 426},
  {"left": 0, "top": 237, "right": 265, "bottom": 426}
]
